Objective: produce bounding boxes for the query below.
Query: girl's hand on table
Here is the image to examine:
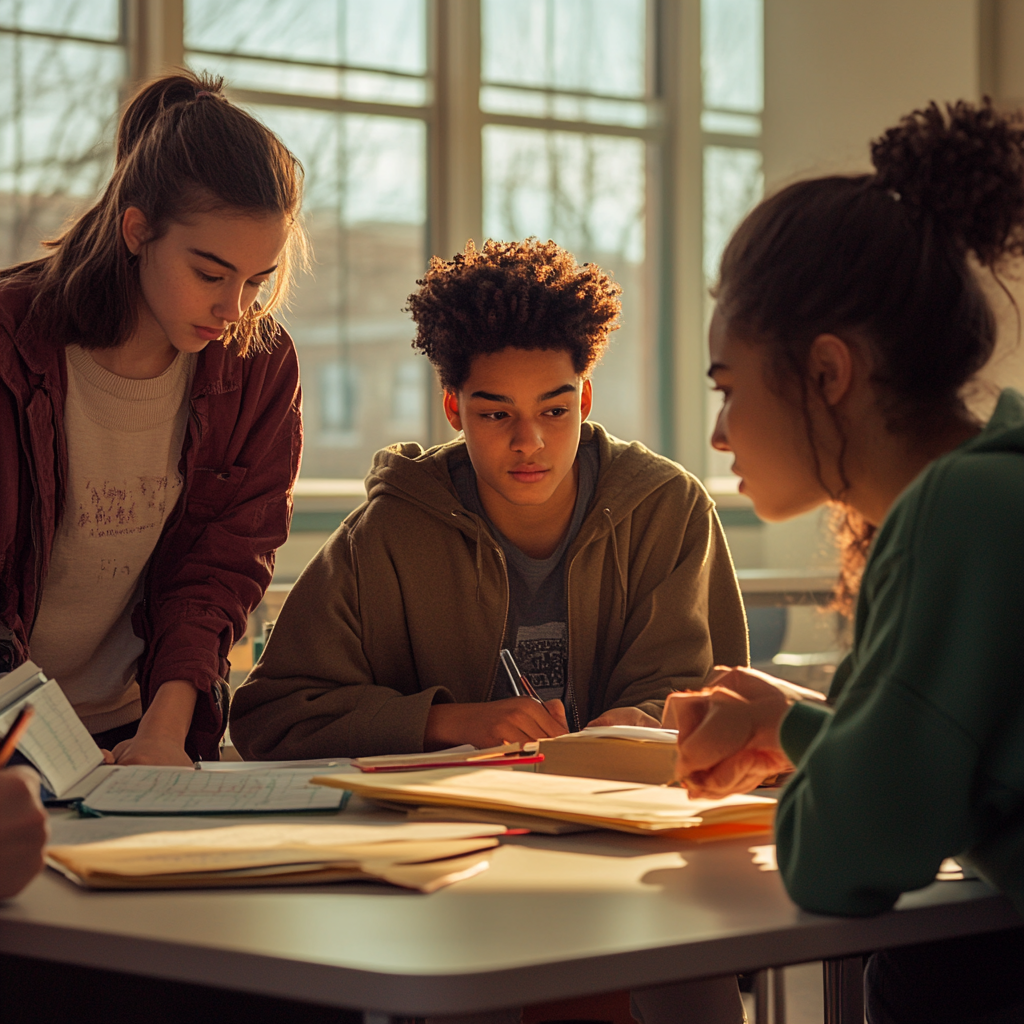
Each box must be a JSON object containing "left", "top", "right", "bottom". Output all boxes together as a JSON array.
[
  {"left": 111, "top": 735, "right": 193, "bottom": 767},
  {"left": 111, "top": 680, "right": 197, "bottom": 766},
  {"left": 662, "top": 666, "right": 795, "bottom": 798}
]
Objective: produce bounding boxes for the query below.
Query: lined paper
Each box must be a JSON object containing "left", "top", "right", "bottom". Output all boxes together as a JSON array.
[
  {"left": 83, "top": 767, "right": 346, "bottom": 814},
  {"left": 0, "top": 676, "right": 103, "bottom": 797}
]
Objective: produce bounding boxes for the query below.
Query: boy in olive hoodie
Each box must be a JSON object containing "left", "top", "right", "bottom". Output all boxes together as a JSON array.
[{"left": 230, "top": 239, "right": 748, "bottom": 761}]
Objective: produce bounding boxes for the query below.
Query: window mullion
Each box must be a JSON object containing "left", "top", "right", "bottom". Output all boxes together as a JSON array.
[
  {"left": 125, "top": 0, "right": 184, "bottom": 90},
  {"left": 427, "top": 0, "right": 483, "bottom": 444},
  {"left": 660, "top": 0, "right": 706, "bottom": 475}
]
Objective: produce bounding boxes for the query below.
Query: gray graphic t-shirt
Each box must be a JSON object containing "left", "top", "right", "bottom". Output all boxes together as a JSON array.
[{"left": 450, "top": 440, "right": 599, "bottom": 704}]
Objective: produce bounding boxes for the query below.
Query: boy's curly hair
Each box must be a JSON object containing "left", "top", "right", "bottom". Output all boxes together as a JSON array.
[{"left": 406, "top": 238, "right": 621, "bottom": 391}]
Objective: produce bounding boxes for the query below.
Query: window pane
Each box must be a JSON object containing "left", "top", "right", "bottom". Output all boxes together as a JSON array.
[
  {"left": 703, "top": 145, "right": 762, "bottom": 479},
  {"left": 701, "top": 0, "right": 763, "bottom": 114},
  {"left": 185, "top": 0, "right": 426, "bottom": 76},
  {"left": 480, "top": 85, "right": 649, "bottom": 128},
  {"left": 483, "top": 125, "right": 652, "bottom": 445},
  {"left": 0, "top": 33, "right": 122, "bottom": 264},
  {"left": 703, "top": 145, "right": 762, "bottom": 284},
  {"left": 192, "top": 52, "right": 427, "bottom": 105},
  {"left": 0, "top": 0, "right": 120, "bottom": 41},
  {"left": 251, "top": 105, "right": 427, "bottom": 478},
  {"left": 482, "top": 0, "right": 646, "bottom": 99}
]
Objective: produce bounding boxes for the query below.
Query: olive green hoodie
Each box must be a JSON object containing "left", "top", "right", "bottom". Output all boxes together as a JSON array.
[
  {"left": 777, "top": 389, "right": 1024, "bottom": 917},
  {"left": 230, "top": 422, "right": 748, "bottom": 759}
]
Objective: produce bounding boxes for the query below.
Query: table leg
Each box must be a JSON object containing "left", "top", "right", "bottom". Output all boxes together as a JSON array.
[
  {"left": 753, "top": 969, "right": 769, "bottom": 1021},
  {"left": 823, "top": 956, "right": 864, "bottom": 1024},
  {"left": 771, "top": 966, "right": 786, "bottom": 1024}
]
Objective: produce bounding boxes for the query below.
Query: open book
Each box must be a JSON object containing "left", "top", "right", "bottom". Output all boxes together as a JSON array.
[
  {"left": 47, "top": 821, "right": 505, "bottom": 892},
  {"left": 312, "top": 767, "right": 776, "bottom": 841},
  {"left": 0, "top": 663, "right": 344, "bottom": 814}
]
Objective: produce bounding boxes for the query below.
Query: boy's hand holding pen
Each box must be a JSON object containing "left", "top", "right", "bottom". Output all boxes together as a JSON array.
[{"left": 423, "top": 649, "right": 568, "bottom": 749}]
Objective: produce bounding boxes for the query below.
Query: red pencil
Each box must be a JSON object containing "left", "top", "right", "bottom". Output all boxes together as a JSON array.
[{"left": 0, "top": 705, "right": 35, "bottom": 768}]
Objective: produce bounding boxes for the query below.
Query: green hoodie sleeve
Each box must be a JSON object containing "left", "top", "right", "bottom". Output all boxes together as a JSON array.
[{"left": 775, "top": 452, "right": 1024, "bottom": 917}]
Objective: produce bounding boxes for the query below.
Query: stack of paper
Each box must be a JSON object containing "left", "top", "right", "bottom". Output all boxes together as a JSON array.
[
  {"left": 312, "top": 768, "right": 775, "bottom": 841},
  {"left": 352, "top": 743, "right": 542, "bottom": 772},
  {"left": 531, "top": 726, "right": 679, "bottom": 785},
  {"left": 47, "top": 821, "right": 506, "bottom": 892}
]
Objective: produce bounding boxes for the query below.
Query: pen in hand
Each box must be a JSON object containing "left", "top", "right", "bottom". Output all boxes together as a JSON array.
[
  {"left": 499, "top": 648, "right": 544, "bottom": 704},
  {"left": 0, "top": 705, "right": 35, "bottom": 769}
]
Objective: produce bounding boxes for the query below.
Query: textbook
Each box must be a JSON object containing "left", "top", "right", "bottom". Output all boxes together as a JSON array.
[
  {"left": 47, "top": 821, "right": 506, "bottom": 892},
  {"left": 311, "top": 767, "right": 776, "bottom": 840},
  {"left": 0, "top": 662, "right": 344, "bottom": 814},
  {"left": 530, "top": 726, "right": 679, "bottom": 785}
]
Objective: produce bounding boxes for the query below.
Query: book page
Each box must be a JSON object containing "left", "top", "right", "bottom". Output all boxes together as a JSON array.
[
  {"left": 0, "top": 676, "right": 104, "bottom": 797},
  {"left": 0, "top": 661, "right": 48, "bottom": 708},
  {"left": 82, "top": 766, "right": 347, "bottom": 814},
  {"left": 577, "top": 726, "right": 679, "bottom": 743}
]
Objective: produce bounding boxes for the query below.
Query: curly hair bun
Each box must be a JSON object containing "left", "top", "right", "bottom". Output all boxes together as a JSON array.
[{"left": 870, "top": 99, "right": 1024, "bottom": 265}]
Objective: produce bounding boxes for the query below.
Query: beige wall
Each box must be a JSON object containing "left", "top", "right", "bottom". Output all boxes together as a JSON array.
[{"left": 763, "top": 0, "right": 981, "bottom": 189}]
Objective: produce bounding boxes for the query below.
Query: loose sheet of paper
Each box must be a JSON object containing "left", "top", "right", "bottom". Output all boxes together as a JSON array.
[
  {"left": 196, "top": 758, "right": 355, "bottom": 773},
  {"left": 83, "top": 767, "right": 346, "bottom": 814},
  {"left": 315, "top": 767, "right": 776, "bottom": 830},
  {"left": 0, "top": 676, "right": 104, "bottom": 797}
]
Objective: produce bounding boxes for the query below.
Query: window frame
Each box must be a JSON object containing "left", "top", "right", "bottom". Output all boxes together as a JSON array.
[{"left": 121, "top": 0, "right": 713, "bottom": 480}]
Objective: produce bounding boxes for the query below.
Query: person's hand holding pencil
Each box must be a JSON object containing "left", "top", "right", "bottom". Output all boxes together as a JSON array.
[
  {"left": 423, "top": 649, "right": 569, "bottom": 749},
  {"left": 0, "top": 705, "right": 50, "bottom": 899}
]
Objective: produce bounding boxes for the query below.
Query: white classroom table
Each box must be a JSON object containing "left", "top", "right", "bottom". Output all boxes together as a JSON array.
[{"left": 0, "top": 800, "right": 1020, "bottom": 1024}]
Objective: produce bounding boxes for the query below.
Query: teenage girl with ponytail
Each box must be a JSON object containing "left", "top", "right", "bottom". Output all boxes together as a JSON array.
[
  {"left": 0, "top": 70, "right": 306, "bottom": 767},
  {"left": 662, "top": 100, "right": 1024, "bottom": 1022}
]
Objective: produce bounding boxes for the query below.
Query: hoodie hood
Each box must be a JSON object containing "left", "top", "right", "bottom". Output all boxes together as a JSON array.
[
  {"left": 363, "top": 421, "right": 692, "bottom": 543},
  {"left": 962, "top": 388, "right": 1024, "bottom": 456}
]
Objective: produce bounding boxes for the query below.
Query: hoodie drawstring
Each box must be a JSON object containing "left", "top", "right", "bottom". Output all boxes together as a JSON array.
[{"left": 603, "top": 508, "right": 627, "bottom": 620}]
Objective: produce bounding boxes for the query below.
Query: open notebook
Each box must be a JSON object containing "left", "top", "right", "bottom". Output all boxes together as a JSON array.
[{"left": 0, "top": 663, "right": 343, "bottom": 814}]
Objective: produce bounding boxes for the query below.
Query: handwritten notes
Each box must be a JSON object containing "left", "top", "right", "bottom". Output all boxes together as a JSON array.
[
  {"left": 0, "top": 675, "right": 103, "bottom": 797},
  {"left": 82, "top": 766, "right": 346, "bottom": 814}
]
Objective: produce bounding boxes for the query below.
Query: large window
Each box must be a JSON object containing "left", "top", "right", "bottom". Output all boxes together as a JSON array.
[
  {"left": 480, "top": 0, "right": 655, "bottom": 444},
  {"left": 0, "top": 0, "right": 765, "bottom": 486},
  {"left": 0, "top": 0, "right": 124, "bottom": 266},
  {"left": 185, "top": 0, "right": 429, "bottom": 479}
]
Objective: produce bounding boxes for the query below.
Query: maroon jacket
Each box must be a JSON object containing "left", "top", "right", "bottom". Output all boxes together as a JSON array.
[{"left": 0, "top": 282, "right": 302, "bottom": 759}]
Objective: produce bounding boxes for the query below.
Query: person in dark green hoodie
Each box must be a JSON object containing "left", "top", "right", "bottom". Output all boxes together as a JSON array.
[{"left": 662, "top": 101, "right": 1024, "bottom": 1023}]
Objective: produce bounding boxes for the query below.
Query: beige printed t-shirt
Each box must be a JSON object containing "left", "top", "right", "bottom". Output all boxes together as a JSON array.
[{"left": 29, "top": 344, "right": 195, "bottom": 734}]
